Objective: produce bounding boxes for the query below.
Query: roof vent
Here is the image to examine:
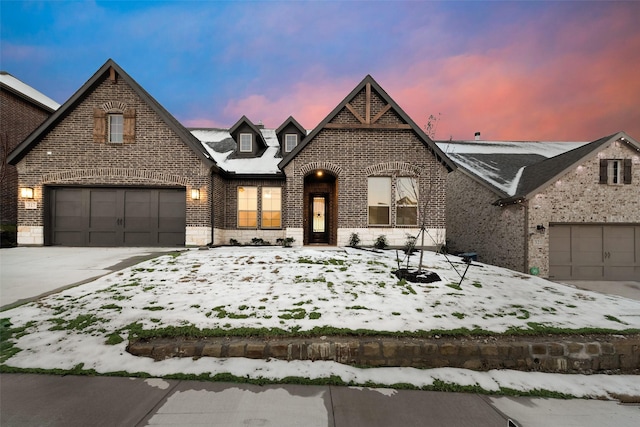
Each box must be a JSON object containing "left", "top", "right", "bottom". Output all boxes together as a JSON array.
[
  {"left": 474, "top": 132, "right": 481, "bottom": 141},
  {"left": 257, "top": 120, "right": 265, "bottom": 129}
]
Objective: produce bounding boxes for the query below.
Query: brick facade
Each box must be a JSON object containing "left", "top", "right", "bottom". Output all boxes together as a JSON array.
[
  {"left": 283, "top": 85, "right": 449, "bottom": 247},
  {"left": 446, "top": 171, "right": 526, "bottom": 272},
  {"left": 0, "top": 89, "right": 52, "bottom": 244},
  {"left": 13, "top": 69, "right": 213, "bottom": 246},
  {"left": 447, "top": 138, "right": 640, "bottom": 277},
  {"left": 527, "top": 141, "right": 640, "bottom": 276}
]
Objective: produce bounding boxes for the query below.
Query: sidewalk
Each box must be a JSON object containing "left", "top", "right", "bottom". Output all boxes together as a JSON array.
[{"left": 2, "top": 373, "right": 638, "bottom": 427}]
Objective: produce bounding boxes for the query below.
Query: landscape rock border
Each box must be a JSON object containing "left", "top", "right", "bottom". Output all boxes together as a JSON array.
[{"left": 127, "top": 333, "right": 640, "bottom": 374}]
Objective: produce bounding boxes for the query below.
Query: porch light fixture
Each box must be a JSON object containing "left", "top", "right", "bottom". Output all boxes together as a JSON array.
[
  {"left": 316, "top": 170, "right": 324, "bottom": 177},
  {"left": 190, "top": 188, "right": 200, "bottom": 200},
  {"left": 20, "top": 187, "right": 34, "bottom": 199}
]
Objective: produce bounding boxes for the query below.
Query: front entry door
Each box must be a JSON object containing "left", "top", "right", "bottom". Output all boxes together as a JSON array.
[{"left": 309, "top": 193, "right": 329, "bottom": 244}]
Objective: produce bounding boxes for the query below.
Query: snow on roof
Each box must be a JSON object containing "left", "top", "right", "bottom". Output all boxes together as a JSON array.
[
  {"left": 191, "top": 128, "right": 282, "bottom": 175},
  {"left": 0, "top": 71, "right": 60, "bottom": 111},
  {"left": 436, "top": 140, "right": 589, "bottom": 196}
]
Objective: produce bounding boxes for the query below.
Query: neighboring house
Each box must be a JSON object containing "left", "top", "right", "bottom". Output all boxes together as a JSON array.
[
  {"left": 440, "top": 133, "right": 640, "bottom": 280},
  {"left": 0, "top": 71, "right": 59, "bottom": 246},
  {"left": 8, "top": 59, "right": 455, "bottom": 248}
]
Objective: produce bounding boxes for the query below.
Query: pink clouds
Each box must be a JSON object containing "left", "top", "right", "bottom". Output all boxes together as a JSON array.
[{"left": 203, "top": 3, "right": 639, "bottom": 142}]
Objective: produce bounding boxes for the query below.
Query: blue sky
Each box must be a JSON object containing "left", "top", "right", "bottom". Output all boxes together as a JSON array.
[{"left": 2, "top": 0, "right": 639, "bottom": 141}]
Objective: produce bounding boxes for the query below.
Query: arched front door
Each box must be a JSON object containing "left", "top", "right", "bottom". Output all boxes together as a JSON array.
[{"left": 303, "top": 171, "right": 337, "bottom": 245}]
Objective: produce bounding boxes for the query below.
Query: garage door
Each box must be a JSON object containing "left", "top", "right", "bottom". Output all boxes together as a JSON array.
[
  {"left": 549, "top": 224, "right": 640, "bottom": 280},
  {"left": 48, "top": 187, "right": 185, "bottom": 246}
]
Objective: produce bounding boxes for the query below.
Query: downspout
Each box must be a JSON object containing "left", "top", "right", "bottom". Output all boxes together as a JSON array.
[
  {"left": 523, "top": 201, "right": 529, "bottom": 274},
  {"left": 209, "top": 170, "right": 215, "bottom": 247}
]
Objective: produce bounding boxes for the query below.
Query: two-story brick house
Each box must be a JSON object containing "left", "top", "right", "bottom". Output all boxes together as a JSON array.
[
  {"left": 441, "top": 133, "right": 640, "bottom": 280},
  {"left": 1, "top": 72, "right": 59, "bottom": 246},
  {"left": 8, "top": 59, "right": 454, "bottom": 248}
]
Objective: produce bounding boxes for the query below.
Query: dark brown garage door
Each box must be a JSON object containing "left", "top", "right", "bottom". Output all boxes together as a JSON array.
[
  {"left": 48, "top": 187, "right": 185, "bottom": 246},
  {"left": 549, "top": 224, "right": 640, "bottom": 280}
]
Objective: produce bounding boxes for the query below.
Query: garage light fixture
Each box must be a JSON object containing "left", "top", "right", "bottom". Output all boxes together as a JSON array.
[
  {"left": 20, "top": 187, "right": 34, "bottom": 199},
  {"left": 191, "top": 189, "right": 200, "bottom": 200}
]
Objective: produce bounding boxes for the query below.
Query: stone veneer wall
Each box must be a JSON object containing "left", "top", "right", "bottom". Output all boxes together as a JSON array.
[
  {"left": 527, "top": 141, "right": 640, "bottom": 277},
  {"left": 129, "top": 334, "right": 640, "bottom": 374},
  {"left": 446, "top": 170, "right": 526, "bottom": 272},
  {"left": 14, "top": 72, "right": 213, "bottom": 245},
  {"left": 283, "top": 87, "right": 448, "bottom": 245}
]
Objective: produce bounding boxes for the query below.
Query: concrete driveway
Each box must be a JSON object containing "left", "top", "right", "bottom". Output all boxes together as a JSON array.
[{"left": 0, "top": 246, "right": 180, "bottom": 310}]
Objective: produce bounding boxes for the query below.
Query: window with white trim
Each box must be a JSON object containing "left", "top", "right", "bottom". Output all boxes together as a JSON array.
[
  {"left": 284, "top": 134, "right": 298, "bottom": 152},
  {"left": 396, "top": 177, "right": 418, "bottom": 225},
  {"left": 261, "top": 187, "right": 282, "bottom": 228},
  {"left": 108, "top": 114, "right": 124, "bottom": 143},
  {"left": 368, "top": 177, "right": 391, "bottom": 225},
  {"left": 600, "top": 158, "right": 632, "bottom": 185},
  {"left": 239, "top": 133, "right": 253, "bottom": 152},
  {"left": 237, "top": 186, "right": 257, "bottom": 228}
]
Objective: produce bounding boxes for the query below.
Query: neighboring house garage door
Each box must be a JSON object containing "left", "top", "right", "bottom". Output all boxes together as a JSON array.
[
  {"left": 47, "top": 187, "right": 185, "bottom": 246},
  {"left": 549, "top": 224, "right": 640, "bottom": 280}
]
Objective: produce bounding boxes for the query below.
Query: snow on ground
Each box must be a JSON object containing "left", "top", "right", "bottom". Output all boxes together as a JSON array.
[{"left": 2, "top": 247, "right": 639, "bottom": 398}]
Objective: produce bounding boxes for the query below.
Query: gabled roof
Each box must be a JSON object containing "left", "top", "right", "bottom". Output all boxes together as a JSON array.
[
  {"left": 228, "top": 115, "right": 268, "bottom": 152},
  {"left": 437, "top": 131, "right": 639, "bottom": 205},
  {"left": 0, "top": 71, "right": 60, "bottom": 112},
  {"left": 279, "top": 74, "right": 456, "bottom": 172},
  {"left": 500, "top": 131, "right": 640, "bottom": 204},
  {"left": 275, "top": 116, "right": 306, "bottom": 137},
  {"left": 7, "top": 59, "right": 216, "bottom": 170},
  {"left": 436, "top": 140, "right": 588, "bottom": 197}
]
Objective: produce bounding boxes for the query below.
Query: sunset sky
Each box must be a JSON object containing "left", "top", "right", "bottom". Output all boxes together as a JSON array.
[{"left": 2, "top": 1, "right": 639, "bottom": 141}]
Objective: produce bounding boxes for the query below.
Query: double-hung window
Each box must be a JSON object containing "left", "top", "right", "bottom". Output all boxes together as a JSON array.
[
  {"left": 261, "top": 187, "right": 282, "bottom": 228},
  {"left": 237, "top": 186, "right": 257, "bottom": 228},
  {"left": 239, "top": 133, "right": 253, "bottom": 152},
  {"left": 368, "top": 177, "right": 391, "bottom": 225},
  {"left": 108, "top": 114, "right": 124, "bottom": 143},
  {"left": 396, "top": 177, "right": 418, "bottom": 225},
  {"left": 284, "top": 134, "right": 298, "bottom": 152},
  {"left": 600, "top": 159, "right": 632, "bottom": 185}
]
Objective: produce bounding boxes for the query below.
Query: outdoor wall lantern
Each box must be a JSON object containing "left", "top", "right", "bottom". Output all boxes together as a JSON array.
[
  {"left": 190, "top": 188, "right": 200, "bottom": 200},
  {"left": 20, "top": 187, "right": 34, "bottom": 199},
  {"left": 536, "top": 224, "right": 546, "bottom": 232}
]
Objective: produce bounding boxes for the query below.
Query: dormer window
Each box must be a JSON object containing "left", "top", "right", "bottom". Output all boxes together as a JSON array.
[
  {"left": 239, "top": 133, "right": 253, "bottom": 152},
  {"left": 108, "top": 114, "right": 124, "bottom": 143},
  {"left": 285, "top": 134, "right": 298, "bottom": 152}
]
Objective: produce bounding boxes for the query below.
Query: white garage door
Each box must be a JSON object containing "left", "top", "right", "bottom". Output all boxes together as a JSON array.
[{"left": 549, "top": 224, "right": 640, "bottom": 280}]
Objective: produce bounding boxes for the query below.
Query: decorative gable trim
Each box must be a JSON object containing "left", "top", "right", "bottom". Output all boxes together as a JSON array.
[
  {"left": 279, "top": 75, "right": 456, "bottom": 172},
  {"left": 364, "top": 161, "right": 423, "bottom": 177},
  {"left": 299, "top": 161, "right": 343, "bottom": 177}
]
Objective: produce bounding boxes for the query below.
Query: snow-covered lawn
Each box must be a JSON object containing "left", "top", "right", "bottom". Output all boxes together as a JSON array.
[{"left": 2, "top": 247, "right": 639, "bottom": 398}]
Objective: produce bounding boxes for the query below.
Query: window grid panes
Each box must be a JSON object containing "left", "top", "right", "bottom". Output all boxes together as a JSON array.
[
  {"left": 368, "top": 177, "right": 391, "bottom": 225},
  {"left": 261, "top": 187, "right": 282, "bottom": 228},
  {"left": 237, "top": 186, "right": 257, "bottom": 228},
  {"left": 396, "top": 177, "right": 418, "bottom": 225},
  {"left": 239, "top": 133, "right": 252, "bottom": 152},
  {"left": 608, "top": 160, "right": 621, "bottom": 184},
  {"left": 109, "top": 114, "right": 123, "bottom": 143},
  {"left": 285, "top": 134, "right": 298, "bottom": 152}
]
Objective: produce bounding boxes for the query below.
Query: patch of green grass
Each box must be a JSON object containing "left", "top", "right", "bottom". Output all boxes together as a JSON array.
[
  {"left": 1, "top": 318, "right": 36, "bottom": 363},
  {"left": 471, "top": 281, "right": 482, "bottom": 288},
  {"left": 604, "top": 315, "right": 627, "bottom": 324},
  {"left": 452, "top": 312, "right": 465, "bottom": 319},
  {"left": 346, "top": 305, "right": 370, "bottom": 310},
  {"left": 278, "top": 308, "right": 306, "bottom": 320},
  {"left": 309, "top": 312, "right": 322, "bottom": 320},
  {"left": 445, "top": 283, "right": 462, "bottom": 291},
  {"left": 105, "top": 332, "right": 124, "bottom": 345},
  {"left": 49, "top": 314, "right": 103, "bottom": 331},
  {"left": 142, "top": 306, "right": 165, "bottom": 312},
  {"left": 100, "top": 304, "right": 122, "bottom": 311}
]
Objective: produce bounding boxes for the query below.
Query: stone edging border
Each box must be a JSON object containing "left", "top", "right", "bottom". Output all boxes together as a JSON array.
[{"left": 127, "top": 334, "right": 640, "bottom": 374}]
